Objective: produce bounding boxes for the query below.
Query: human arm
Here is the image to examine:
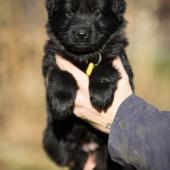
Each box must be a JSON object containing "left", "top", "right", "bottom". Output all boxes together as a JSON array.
[{"left": 109, "top": 95, "right": 170, "bottom": 170}]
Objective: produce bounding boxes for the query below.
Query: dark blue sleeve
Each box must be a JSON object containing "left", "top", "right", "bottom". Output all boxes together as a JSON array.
[{"left": 108, "top": 95, "right": 170, "bottom": 170}]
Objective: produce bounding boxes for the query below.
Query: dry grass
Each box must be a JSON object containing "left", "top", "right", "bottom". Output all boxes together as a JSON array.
[{"left": 0, "top": 0, "right": 169, "bottom": 170}]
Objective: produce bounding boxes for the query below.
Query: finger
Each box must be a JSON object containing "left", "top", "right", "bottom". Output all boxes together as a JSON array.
[
  {"left": 56, "top": 55, "right": 89, "bottom": 88},
  {"left": 112, "top": 57, "right": 128, "bottom": 78},
  {"left": 75, "top": 90, "right": 90, "bottom": 106},
  {"left": 83, "top": 154, "right": 96, "bottom": 170}
]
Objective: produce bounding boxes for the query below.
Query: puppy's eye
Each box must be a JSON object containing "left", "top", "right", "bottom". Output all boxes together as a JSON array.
[
  {"left": 95, "top": 9, "right": 102, "bottom": 17},
  {"left": 66, "top": 10, "right": 74, "bottom": 17}
]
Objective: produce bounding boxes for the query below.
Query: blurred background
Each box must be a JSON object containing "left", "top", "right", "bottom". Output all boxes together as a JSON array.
[{"left": 0, "top": 0, "right": 169, "bottom": 170}]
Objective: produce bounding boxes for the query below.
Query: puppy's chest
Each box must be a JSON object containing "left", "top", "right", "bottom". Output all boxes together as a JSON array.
[
  {"left": 71, "top": 58, "right": 113, "bottom": 76},
  {"left": 75, "top": 62, "right": 97, "bottom": 75},
  {"left": 73, "top": 61, "right": 107, "bottom": 77}
]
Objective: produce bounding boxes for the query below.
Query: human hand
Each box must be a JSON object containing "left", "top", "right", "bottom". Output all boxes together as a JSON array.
[{"left": 56, "top": 55, "right": 133, "bottom": 133}]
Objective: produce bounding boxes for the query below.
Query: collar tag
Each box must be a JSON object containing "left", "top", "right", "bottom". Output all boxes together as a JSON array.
[
  {"left": 86, "top": 63, "right": 95, "bottom": 76},
  {"left": 85, "top": 52, "right": 102, "bottom": 77}
]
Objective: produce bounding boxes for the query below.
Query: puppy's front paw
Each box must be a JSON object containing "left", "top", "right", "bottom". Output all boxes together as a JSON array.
[
  {"left": 47, "top": 70, "right": 78, "bottom": 120},
  {"left": 49, "top": 90, "right": 75, "bottom": 120},
  {"left": 89, "top": 64, "right": 120, "bottom": 112},
  {"left": 90, "top": 78, "right": 117, "bottom": 111}
]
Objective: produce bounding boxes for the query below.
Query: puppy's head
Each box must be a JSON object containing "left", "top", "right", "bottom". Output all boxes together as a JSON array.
[{"left": 46, "top": 0, "right": 126, "bottom": 55}]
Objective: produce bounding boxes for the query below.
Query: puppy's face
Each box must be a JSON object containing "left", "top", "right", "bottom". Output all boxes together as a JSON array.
[{"left": 46, "top": 0, "right": 126, "bottom": 55}]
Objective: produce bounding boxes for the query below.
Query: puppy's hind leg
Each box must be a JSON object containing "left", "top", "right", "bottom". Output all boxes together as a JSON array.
[{"left": 43, "top": 124, "right": 69, "bottom": 166}]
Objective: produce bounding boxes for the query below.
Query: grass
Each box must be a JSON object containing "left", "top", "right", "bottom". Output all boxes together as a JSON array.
[{"left": 154, "top": 52, "right": 170, "bottom": 78}]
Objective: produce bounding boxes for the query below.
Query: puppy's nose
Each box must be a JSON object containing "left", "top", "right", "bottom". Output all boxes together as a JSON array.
[{"left": 76, "top": 29, "right": 89, "bottom": 40}]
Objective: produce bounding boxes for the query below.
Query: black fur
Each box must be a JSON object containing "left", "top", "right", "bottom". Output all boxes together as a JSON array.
[{"left": 43, "top": 0, "right": 134, "bottom": 169}]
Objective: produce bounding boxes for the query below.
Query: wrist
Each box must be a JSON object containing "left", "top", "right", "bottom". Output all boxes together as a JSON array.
[{"left": 108, "top": 92, "right": 133, "bottom": 121}]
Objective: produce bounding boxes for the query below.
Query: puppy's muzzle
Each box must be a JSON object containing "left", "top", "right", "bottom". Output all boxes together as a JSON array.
[{"left": 69, "top": 26, "right": 92, "bottom": 42}]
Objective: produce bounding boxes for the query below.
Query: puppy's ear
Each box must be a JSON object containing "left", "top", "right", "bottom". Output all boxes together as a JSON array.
[
  {"left": 112, "top": 0, "right": 126, "bottom": 20},
  {"left": 45, "top": 0, "right": 58, "bottom": 17}
]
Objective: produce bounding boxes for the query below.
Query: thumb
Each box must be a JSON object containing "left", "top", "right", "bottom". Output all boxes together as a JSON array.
[{"left": 113, "top": 57, "right": 129, "bottom": 80}]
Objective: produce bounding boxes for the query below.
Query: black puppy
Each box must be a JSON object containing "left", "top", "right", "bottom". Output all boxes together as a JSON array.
[{"left": 43, "top": 0, "right": 134, "bottom": 170}]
